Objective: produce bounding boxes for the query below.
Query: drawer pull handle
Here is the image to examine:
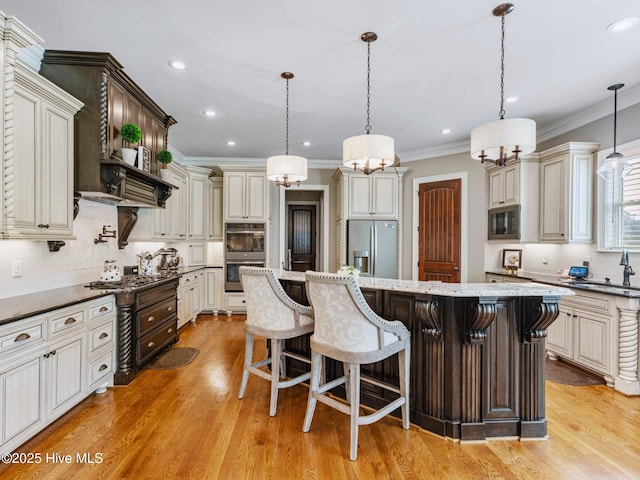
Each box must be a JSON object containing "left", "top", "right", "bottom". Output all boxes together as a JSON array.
[
  {"left": 15, "top": 333, "right": 32, "bottom": 342},
  {"left": 147, "top": 316, "right": 155, "bottom": 322},
  {"left": 51, "top": 350, "right": 57, "bottom": 356},
  {"left": 147, "top": 341, "right": 156, "bottom": 348},
  {"left": 44, "top": 352, "right": 50, "bottom": 358},
  {"left": 64, "top": 317, "right": 77, "bottom": 325},
  {"left": 99, "top": 306, "right": 109, "bottom": 312},
  {"left": 168, "top": 328, "right": 173, "bottom": 334},
  {"left": 99, "top": 332, "right": 109, "bottom": 339},
  {"left": 167, "top": 307, "right": 174, "bottom": 312},
  {"left": 99, "top": 364, "right": 108, "bottom": 372}
]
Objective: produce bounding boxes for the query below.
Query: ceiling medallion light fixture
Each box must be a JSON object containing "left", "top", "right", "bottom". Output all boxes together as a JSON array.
[
  {"left": 470, "top": 3, "right": 536, "bottom": 167},
  {"left": 597, "top": 83, "right": 629, "bottom": 179},
  {"left": 343, "top": 32, "right": 394, "bottom": 175},
  {"left": 266, "top": 72, "right": 308, "bottom": 188}
]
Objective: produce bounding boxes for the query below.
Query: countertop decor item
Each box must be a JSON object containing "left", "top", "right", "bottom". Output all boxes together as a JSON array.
[
  {"left": 266, "top": 72, "right": 307, "bottom": 188},
  {"left": 157, "top": 149, "right": 172, "bottom": 179},
  {"left": 502, "top": 248, "right": 522, "bottom": 274},
  {"left": 343, "top": 32, "right": 394, "bottom": 175},
  {"left": 470, "top": 3, "right": 536, "bottom": 166},
  {"left": 120, "top": 123, "right": 142, "bottom": 166}
]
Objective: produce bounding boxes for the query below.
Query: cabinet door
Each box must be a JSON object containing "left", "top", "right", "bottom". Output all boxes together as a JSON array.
[
  {"left": 570, "top": 152, "right": 594, "bottom": 242},
  {"left": 172, "top": 171, "right": 189, "bottom": 239},
  {"left": 488, "top": 170, "right": 505, "bottom": 208},
  {"left": 574, "top": 310, "right": 610, "bottom": 374},
  {"left": 502, "top": 165, "right": 519, "bottom": 205},
  {"left": 349, "top": 176, "right": 373, "bottom": 217},
  {"left": 245, "top": 173, "right": 266, "bottom": 221},
  {"left": 42, "top": 101, "right": 74, "bottom": 236},
  {"left": 108, "top": 80, "right": 126, "bottom": 157},
  {"left": 47, "top": 334, "right": 85, "bottom": 420},
  {"left": 546, "top": 306, "right": 573, "bottom": 358},
  {"left": 208, "top": 180, "right": 224, "bottom": 241},
  {"left": 540, "top": 155, "right": 567, "bottom": 241},
  {"left": 224, "top": 173, "right": 247, "bottom": 221},
  {"left": 205, "top": 269, "right": 222, "bottom": 311},
  {"left": 0, "top": 353, "right": 46, "bottom": 444},
  {"left": 188, "top": 243, "right": 206, "bottom": 266},
  {"left": 371, "top": 175, "right": 397, "bottom": 217},
  {"left": 188, "top": 175, "right": 207, "bottom": 240}
]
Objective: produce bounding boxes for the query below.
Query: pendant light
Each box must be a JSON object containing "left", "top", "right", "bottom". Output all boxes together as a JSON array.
[
  {"left": 267, "top": 72, "right": 307, "bottom": 188},
  {"left": 470, "top": 3, "right": 536, "bottom": 166},
  {"left": 343, "top": 32, "right": 394, "bottom": 175},
  {"left": 596, "top": 83, "right": 629, "bottom": 179}
]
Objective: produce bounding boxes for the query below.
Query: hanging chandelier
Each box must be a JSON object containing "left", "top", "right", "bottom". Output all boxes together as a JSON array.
[
  {"left": 343, "top": 32, "right": 394, "bottom": 175},
  {"left": 266, "top": 72, "right": 307, "bottom": 188},
  {"left": 470, "top": 3, "right": 536, "bottom": 167},
  {"left": 596, "top": 83, "right": 629, "bottom": 179}
]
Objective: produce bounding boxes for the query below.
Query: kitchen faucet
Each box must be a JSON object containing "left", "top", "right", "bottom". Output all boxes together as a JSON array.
[{"left": 620, "top": 249, "right": 635, "bottom": 287}]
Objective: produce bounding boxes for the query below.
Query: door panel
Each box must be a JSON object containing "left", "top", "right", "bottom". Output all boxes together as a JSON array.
[
  {"left": 418, "top": 179, "right": 461, "bottom": 282},
  {"left": 288, "top": 205, "right": 316, "bottom": 271}
]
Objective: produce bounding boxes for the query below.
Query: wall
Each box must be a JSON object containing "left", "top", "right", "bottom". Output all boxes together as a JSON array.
[{"left": 0, "top": 200, "right": 178, "bottom": 299}]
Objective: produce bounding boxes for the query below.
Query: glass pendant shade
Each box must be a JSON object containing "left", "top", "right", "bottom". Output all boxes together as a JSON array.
[
  {"left": 266, "top": 154, "right": 307, "bottom": 183},
  {"left": 343, "top": 133, "right": 394, "bottom": 172},
  {"left": 470, "top": 118, "right": 536, "bottom": 161},
  {"left": 597, "top": 152, "right": 629, "bottom": 179}
]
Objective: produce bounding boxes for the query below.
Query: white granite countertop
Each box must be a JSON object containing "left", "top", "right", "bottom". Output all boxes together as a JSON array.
[{"left": 276, "top": 270, "right": 574, "bottom": 298}]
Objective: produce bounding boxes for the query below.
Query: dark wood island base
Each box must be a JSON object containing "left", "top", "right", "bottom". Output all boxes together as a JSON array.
[{"left": 279, "top": 275, "right": 570, "bottom": 441}]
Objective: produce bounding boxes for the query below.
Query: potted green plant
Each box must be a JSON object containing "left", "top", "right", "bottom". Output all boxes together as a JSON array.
[
  {"left": 120, "top": 123, "right": 142, "bottom": 166},
  {"left": 157, "top": 149, "right": 173, "bottom": 179}
]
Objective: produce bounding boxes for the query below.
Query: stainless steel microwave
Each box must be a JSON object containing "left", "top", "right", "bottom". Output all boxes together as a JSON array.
[{"left": 488, "top": 205, "right": 520, "bottom": 240}]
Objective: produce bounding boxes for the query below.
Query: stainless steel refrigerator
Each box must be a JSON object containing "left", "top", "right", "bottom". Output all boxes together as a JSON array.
[{"left": 347, "top": 220, "right": 398, "bottom": 278}]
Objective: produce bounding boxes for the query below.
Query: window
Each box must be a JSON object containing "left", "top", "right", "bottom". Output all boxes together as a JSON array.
[{"left": 599, "top": 140, "right": 640, "bottom": 250}]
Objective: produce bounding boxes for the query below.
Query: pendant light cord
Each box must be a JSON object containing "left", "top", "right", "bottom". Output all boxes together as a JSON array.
[
  {"left": 613, "top": 87, "right": 618, "bottom": 152},
  {"left": 365, "top": 39, "right": 372, "bottom": 134},
  {"left": 499, "top": 13, "right": 506, "bottom": 120},
  {"left": 285, "top": 76, "right": 290, "bottom": 155}
]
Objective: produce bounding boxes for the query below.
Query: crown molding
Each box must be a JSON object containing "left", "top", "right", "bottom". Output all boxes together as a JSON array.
[{"left": 180, "top": 155, "right": 341, "bottom": 170}]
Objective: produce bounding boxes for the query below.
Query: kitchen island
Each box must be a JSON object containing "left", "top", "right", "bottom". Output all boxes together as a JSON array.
[{"left": 276, "top": 271, "right": 573, "bottom": 441}]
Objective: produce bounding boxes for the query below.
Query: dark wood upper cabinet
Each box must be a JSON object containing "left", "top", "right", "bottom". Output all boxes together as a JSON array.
[{"left": 39, "top": 51, "right": 177, "bottom": 207}]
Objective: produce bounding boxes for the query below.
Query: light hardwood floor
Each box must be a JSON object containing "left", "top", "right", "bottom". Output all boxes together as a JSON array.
[{"left": 2, "top": 314, "right": 639, "bottom": 479}]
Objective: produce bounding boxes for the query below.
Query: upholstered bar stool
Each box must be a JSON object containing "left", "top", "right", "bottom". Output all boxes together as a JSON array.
[
  {"left": 238, "top": 266, "right": 314, "bottom": 416},
  {"left": 302, "top": 271, "right": 410, "bottom": 461}
]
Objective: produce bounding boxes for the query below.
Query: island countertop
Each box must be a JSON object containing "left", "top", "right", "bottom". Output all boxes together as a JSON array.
[{"left": 275, "top": 270, "right": 574, "bottom": 298}]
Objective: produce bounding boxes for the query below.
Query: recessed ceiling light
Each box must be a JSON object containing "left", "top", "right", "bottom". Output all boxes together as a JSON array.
[
  {"left": 606, "top": 17, "right": 639, "bottom": 33},
  {"left": 226, "top": 140, "right": 236, "bottom": 146},
  {"left": 440, "top": 128, "right": 451, "bottom": 134},
  {"left": 203, "top": 110, "right": 216, "bottom": 117},
  {"left": 506, "top": 96, "right": 518, "bottom": 103},
  {"left": 168, "top": 60, "right": 186, "bottom": 70},
  {"left": 302, "top": 141, "right": 311, "bottom": 146}
]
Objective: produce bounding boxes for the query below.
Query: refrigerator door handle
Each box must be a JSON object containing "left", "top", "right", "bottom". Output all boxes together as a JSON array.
[{"left": 371, "top": 223, "right": 376, "bottom": 277}]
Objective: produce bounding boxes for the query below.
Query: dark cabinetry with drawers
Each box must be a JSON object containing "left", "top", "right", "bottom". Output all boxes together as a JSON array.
[{"left": 135, "top": 281, "right": 178, "bottom": 366}]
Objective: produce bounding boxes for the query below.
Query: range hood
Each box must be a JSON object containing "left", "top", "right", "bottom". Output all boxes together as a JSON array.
[
  {"left": 39, "top": 50, "right": 177, "bottom": 208},
  {"left": 78, "top": 158, "right": 175, "bottom": 208}
]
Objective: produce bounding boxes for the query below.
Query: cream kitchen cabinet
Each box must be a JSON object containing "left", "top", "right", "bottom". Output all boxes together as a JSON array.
[
  {"left": 186, "top": 166, "right": 210, "bottom": 241},
  {"left": 0, "top": 295, "right": 116, "bottom": 454},
  {"left": 207, "top": 177, "right": 224, "bottom": 241},
  {"left": 178, "top": 270, "right": 204, "bottom": 328},
  {"left": 488, "top": 164, "right": 519, "bottom": 208},
  {"left": 539, "top": 142, "right": 599, "bottom": 243},
  {"left": 204, "top": 268, "right": 223, "bottom": 314},
  {"left": 546, "top": 290, "right": 615, "bottom": 386},
  {"left": 223, "top": 169, "right": 267, "bottom": 222},
  {"left": 5, "top": 61, "right": 82, "bottom": 240},
  {"left": 150, "top": 164, "right": 188, "bottom": 240}
]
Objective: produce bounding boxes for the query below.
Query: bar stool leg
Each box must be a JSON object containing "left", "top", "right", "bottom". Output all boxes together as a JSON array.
[
  {"left": 303, "top": 351, "right": 322, "bottom": 432},
  {"left": 238, "top": 332, "right": 254, "bottom": 399},
  {"left": 269, "top": 337, "right": 281, "bottom": 416}
]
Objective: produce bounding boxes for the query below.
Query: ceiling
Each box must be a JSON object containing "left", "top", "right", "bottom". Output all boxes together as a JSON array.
[{"left": 4, "top": 0, "right": 640, "bottom": 163}]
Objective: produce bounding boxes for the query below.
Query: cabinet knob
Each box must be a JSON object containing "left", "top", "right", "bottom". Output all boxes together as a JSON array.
[
  {"left": 148, "top": 341, "right": 156, "bottom": 348},
  {"left": 38, "top": 223, "right": 50, "bottom": 228},
  {"left": 147, "top": 316, "right": 155, "bottom": 322}
]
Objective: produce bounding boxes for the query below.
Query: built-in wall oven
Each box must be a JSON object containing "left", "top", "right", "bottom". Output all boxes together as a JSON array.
[{"left": 225, "top": 223, "right": 266, "bottom": 291}]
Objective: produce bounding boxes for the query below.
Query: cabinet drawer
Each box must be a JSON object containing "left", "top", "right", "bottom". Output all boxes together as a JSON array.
[
  {"left": 89, "top": 322, "right": 114, "bottom": 353},
  {"left": 136, "top": 296, "right": 177, "bottom": 337},
  {"left": 136, "top": 281, "right": 178, "bottom": 310},
  {"left": 562, "top": 292, "right": 612, "bottom": 315},
  {"left": 136, "top": 320, "right": 177, "bottom": 365},
  {"left": 0, "top": 321, "right": 46, "bottom": 354},
  {"left": 226, "top": 294, "right": 247, "bottom": 309},
  {"left": 89, "top": 350, "right": 114, "bottom": 386},
  {"left": 89, "top": 297, "right": 115, "bottom": 321},
  {"left": 49, "top": 307, "right": 85, "bottom": 336}
]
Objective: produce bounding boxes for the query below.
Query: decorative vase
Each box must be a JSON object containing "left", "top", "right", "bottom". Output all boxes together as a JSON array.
[
  {"left": 120, "top": 148, "right": 137, "bottom": 166},
  {"left": 159, "top": 168, "right": 170, "bottom": 180}
]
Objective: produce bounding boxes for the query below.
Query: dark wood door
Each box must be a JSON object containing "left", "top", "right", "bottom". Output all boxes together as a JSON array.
[
  {"left": 287, "top": 205, "right": 316, "bottom": 272},
  {"left": 418, "top": 179, "right": 461, "bottom": 282}
]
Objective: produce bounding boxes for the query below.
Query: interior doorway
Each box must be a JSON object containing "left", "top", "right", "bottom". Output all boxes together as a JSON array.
[
  {"left": 412, "top": 173, "right": 467, "bottom": 282},
  {"left": 277, "top": 185, "right": 329, "bottom": 273}
]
